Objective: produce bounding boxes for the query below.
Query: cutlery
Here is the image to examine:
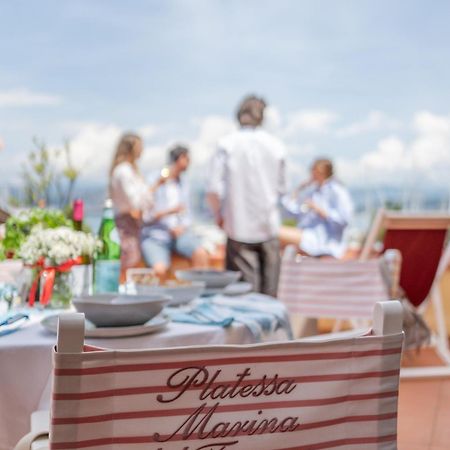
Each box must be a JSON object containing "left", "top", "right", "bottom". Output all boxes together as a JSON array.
[{"left": 0, "top": 313, "right": 29, "bottom": 327}]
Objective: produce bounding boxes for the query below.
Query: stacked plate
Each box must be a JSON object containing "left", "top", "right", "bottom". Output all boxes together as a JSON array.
[
  {"left": 175, "top": 269, "right": 251, "bottom": 296},
  {"left": 134, "top": 281, "right": 206, "bottom": 307},
  {"left": 41, "top": 293, "right": 171, "bottom": 338},
  {"left": 72, "top": 294, "right": 170, "bottom": 327}
]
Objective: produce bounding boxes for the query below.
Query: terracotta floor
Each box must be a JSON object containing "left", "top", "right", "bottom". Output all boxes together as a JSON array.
[
  {"left": 398, "top": 376, "right": 450, "bottom": 449},
  {"left": 290, "top": 323, "right": 450, "bottom": 448},
  {"left": 397, "top": 346, "right": 450, "bottom": 449},
  {"left": 398, "top": 271, "right": 450, "bottom": 449}
]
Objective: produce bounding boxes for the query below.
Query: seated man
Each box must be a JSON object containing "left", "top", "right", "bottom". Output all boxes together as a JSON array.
[
  {"left": 141, "top": 145, "right": 209, "bottom": 279},
  {"left": 280, "top": 157, "right": 353, "bottom": 258}
]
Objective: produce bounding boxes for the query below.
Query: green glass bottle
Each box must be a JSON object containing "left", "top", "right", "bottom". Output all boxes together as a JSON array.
[{"left": 94, "top": 199, "right": 121, "bottom": 293}]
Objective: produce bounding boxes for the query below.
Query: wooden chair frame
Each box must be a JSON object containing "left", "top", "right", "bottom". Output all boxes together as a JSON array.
[{"left": 360, "top": 208, "right": 450, "bottom": 378}]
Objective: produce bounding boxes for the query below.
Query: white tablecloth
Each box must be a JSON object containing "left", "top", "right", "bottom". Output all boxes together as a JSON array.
[{"left": 0, "top": 310, "right": 288, "bottom": 450}]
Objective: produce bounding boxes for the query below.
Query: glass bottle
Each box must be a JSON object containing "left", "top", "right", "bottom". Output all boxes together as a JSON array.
[
  {"left": 94, "top": 199, "right": 121, "bottom": 293},
  {"left": 72, "top": 198, "right": 84, "bottom": 231}
]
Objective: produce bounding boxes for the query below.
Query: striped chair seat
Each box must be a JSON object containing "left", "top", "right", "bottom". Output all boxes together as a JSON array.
[
  {"left": 42, "top": 305, "right": 404, "bottom": 450},
  {"left": 277, "top": 254, "right": 392, "bottom": 321}
]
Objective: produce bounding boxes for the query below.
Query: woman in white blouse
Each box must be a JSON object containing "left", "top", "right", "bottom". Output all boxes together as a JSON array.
[
  {"left": 109, "top": 133, "right": 165, "bottom": 271},
  {"left": 280, "top": 158, "right": 354, "bottom": 258}
]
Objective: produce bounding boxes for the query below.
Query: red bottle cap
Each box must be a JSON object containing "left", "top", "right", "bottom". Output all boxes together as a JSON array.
[{"left": 73, "top": 199, "right": 84, "bottom": 221}]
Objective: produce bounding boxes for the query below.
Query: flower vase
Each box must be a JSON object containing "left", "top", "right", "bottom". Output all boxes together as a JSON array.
[{"left": 41, "top": 271, "right": 73, "bottom": 309}]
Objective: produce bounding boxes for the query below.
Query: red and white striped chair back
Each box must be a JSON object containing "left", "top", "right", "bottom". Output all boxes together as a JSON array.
[
  {"left": 50, "top": 304, "right": 403, "bottom": 449},
  {"left": 277, "top": 252, "right": 391, "bottom": 321}
]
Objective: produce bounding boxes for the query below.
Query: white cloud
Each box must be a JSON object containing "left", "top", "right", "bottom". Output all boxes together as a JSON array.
[
  {"left": 139, "top": 143, "right": 167, "bottom": 175},
  {"left": 189, "top": 115, "right": 236, "bottom": 166},
  {"left": 286, "top": 142, "right": 316, "bottom": 159},
  {"left": 337, "top": 136, "right": 406, "bottom": 185},
  {"left": 140, "top": 116, "right": 235, "bottom": 182},
  {"left": 61, "top": 123, "right": 123, "bottom": 182},
  {"left": 336, "top": 110, "right": 401, "bottom": 138},
  {"left": 283, "top": 109, "right": 337, "bottom": 136},
  {"left": 0, "top": 136, "right": 4, "bottom": 151},
  {"left": 138, "top": 124, "right": 159, "bottom": 140},
  {"left": 3, "top": 109, "right": 450, "bottom": 195},
  {"left": 55, "top": 122, "right": 165, "bottom": 183},
  {"left": 413, "top": 111, "right": 450, "bottom": 135},
  {"left": 338, "top": 111, "right": 450, "bottom": 187},
  {"left": 0, "top": 88, "right": 62, "bottom": 107},
  {"left": 263, "top": 106, "right": 282, "bottom": 133},
  {"left": 54, "top": 116, "right": 235, "bottom": 184},
  {"left": 410, "top": 111, "right": 450, "bottom": 177}
]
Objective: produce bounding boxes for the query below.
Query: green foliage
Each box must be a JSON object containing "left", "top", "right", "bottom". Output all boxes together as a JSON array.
[
  {"left": 385, "top": 201, "right": 403, "bottom": 211},
  {"left": 2, "top": 208, "right": 72, "bottom": 258},
  {"left": 282, "top": 218, "right": 298, "bottom": 227},
  {"left": 20, "top": 138, "right": 56, "bottom": 207},
  {"left": 10, "top": 138, "right": 81, "bottom": 209}
]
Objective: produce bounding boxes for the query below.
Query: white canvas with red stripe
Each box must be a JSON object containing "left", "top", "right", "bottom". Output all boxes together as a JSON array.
[
  {"left": 50, "top": 317, "right": 403, "bottom": 449},
  {"left": 278, "top": 257, "right": 389, "bottom": 320}
]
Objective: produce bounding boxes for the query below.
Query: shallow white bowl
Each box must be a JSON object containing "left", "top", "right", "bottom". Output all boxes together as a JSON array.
[
  {"left": 135, "top": 281, "right": 205, "bottom": 306},
  {"left": 175, "top": 269, "right": 241, "bottom": 289},
  {"left": 72, "top": 294, "right": 170, "bottom": 327}
]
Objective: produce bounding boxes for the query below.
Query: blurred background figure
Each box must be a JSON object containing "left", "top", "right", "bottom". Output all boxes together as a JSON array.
[
  {"left": 207, "top": 95, "right": 286, "bottom": 296},
  {"left": 280, "top": 157, "right": 354, "bottom": 258},
  {"left": 141, "top": 144, "right": 209, "bottom": 280},
  {"left": 109, "top": 133, "right": 166, "bottom": 272}
]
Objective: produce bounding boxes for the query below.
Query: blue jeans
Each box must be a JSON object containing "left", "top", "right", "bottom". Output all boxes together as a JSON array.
[{"left": 141, "top": 230, "right": 203, "bottom": 268}]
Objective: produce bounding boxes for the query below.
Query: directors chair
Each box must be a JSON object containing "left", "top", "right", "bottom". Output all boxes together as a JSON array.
[{"left": 17, "top": 302, "right": 403, "bottom": 449}]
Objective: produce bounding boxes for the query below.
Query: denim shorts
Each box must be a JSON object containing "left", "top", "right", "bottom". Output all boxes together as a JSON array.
[{"left": 141, "top": 230, "right": 203, "bottom": 268}]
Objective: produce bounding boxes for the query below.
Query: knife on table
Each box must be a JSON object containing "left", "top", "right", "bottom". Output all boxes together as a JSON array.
[{"left": 0, "top": 313, "right": 29, "bottom": 328}]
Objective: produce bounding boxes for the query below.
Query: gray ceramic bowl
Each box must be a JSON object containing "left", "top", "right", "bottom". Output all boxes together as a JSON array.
[
  {"left": 135, "top": 281, "right": 206, "bottom": 306},
  {"left": 175, "top": 269, "right": 241, "bottom": 289},
  {"left": 72, "top": 294, "right": 170, "bottom": 327}
]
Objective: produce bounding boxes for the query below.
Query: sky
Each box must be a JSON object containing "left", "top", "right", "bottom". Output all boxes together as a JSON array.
[{"left": 1, "top": 0, "right": 450, "bottom": 203}]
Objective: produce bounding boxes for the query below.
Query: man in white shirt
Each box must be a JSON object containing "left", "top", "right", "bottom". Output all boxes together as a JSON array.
[
  {"left": 207, "top": 95, "right": 286, "bottom": 296},
  {"left": 141, "top": 145, "right": 208, "bottom": 279}
]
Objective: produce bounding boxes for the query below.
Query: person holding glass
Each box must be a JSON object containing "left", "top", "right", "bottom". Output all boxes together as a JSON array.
[
  {"left": 280, "top": 158, "right": 353, "bottom": 258},
  {"left": 109, "top": 133, "right": 166, "bottom": 272},
  {"left": 140, "top": 144, "right": 209, "bottom": 280}
]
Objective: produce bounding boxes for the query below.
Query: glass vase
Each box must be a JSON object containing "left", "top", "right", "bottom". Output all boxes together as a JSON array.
[{"left": 41, "top": 271, "right": 73, "bottom": 309}]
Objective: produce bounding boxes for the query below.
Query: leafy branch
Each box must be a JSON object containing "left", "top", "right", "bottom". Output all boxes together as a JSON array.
[{"left": 9, "top": 138, "right": 82, "bottom": 209}]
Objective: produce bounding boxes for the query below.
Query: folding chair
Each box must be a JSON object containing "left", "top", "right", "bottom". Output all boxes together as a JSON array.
[
  {"left": 16, "top": 302, "right": 403, "bottom": 450},
  {"left": 277, "top": 247, "right": 393, "bottom": 337},
  {"left": 360, "top": 208, "right": 450, "bottom": 378}
]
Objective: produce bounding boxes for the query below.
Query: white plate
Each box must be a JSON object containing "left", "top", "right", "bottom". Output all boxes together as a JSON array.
[
  {"left": 222, "top": 281, "right": 253, "bottom": 296},
  {"left": 202, "top": 282, "right": 253, "bottom": 297},
  {"left": 175, "top": 269, "right": 241, "bottom": 288},
  {"left": 72, "top": 294, "right": 170, "bottom": 327},
  {"left": 134, "top": 282, "right": 205, "bottom": 306},
  {"left": 41, "top": 313, "right": 170, "bottom": 338}
]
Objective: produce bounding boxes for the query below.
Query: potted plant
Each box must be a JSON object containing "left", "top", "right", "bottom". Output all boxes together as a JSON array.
[{"left": 2, "top": 209, "right": 72, "bottom": 259}]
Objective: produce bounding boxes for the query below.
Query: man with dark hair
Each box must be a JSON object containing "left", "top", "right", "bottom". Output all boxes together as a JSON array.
[
  {"left": 141, "top": 144, "right": 208, "bottom": 279},
  {"left": 169, "top": 145, "right": 189, "bottom": 165},
  {"left": 236, "top": 95, "right": 266, "bottom": 127},
  {"left": 207, "top": 95, "right": 286, "bottom": 296}
]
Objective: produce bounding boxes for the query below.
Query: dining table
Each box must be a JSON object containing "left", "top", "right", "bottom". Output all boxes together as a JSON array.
[{"left": 0, "top": 304, "right": 289, "bottom": 450}]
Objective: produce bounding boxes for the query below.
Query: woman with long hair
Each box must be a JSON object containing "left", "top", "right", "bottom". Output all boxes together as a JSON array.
[
  {"left": 280, "top": 158, "right": 354, "bottom": 258},
  {"left": 109, "top": 133, "right": 165, "bottom": 272}
]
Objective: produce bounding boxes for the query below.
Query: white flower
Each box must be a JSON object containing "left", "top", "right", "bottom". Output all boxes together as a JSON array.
[{"left": 19, "top": 227, "right": 101, "bottom": 266}]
